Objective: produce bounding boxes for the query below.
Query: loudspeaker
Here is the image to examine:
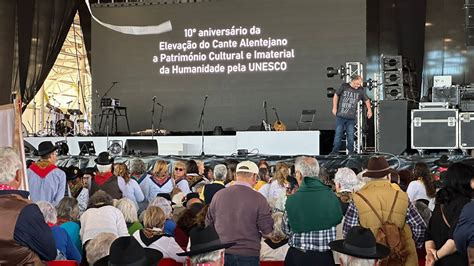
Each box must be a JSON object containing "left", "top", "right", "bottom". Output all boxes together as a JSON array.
[
  {"left": 383, "top": 56, "right": 402, "bottom": 70},
  {"left": 383, "top": 71, "right": 403, "bottom": 85},
  {"left": 124, "top": 139, "right": 158, "bottom": 156},
  {"left": 378, "top": 100, "right": 409, "bottom": 155},
  {"left": 384, "top": 85, "right": 405, "bottom": 100}
]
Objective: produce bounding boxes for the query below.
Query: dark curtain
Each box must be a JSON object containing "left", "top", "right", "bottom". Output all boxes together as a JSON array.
[
  {"left": 0, "top": 1, "right": 17, "bottom": 105},
  {"left": 0, "top": 0, "right": 79, "bottom": 107},
  {"left": 78, "top": 1, "right": 92, "bottom": 66}
]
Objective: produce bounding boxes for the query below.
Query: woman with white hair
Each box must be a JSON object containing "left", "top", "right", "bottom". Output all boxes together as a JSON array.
[
  {"left": 85, "top": 232, "right": 117, "bottom": 264},
  {"left": 115, "top": 198, "right": 143, "bottom": 235},
  {"left": 36, "top": 201, "right": 82, "bottom": 263},
  {"left": 332, "top": 167, "right": 365, "bottom": 263},
  {"left": 148, "top": 196, "right": 176, "bottom": 236},
  {"left": 334, "top": 167, "right": 363, "bottom": 215}
]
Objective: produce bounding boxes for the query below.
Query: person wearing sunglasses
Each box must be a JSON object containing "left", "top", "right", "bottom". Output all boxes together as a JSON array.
[{"left": 173, "top": 161, "right": 191, "bottom": 195}]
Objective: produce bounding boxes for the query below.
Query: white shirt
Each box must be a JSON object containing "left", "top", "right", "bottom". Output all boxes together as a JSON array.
[
  {"left": 266, "top": 181, "right": 286, "bottom": 203},
  {"left": 260, "top": 238, "right": 289, "bottom": 261},
  {"left": 176, "top": 178, "right": 191, "bottom": 195},
  {"left": 132, "top": 231, "right": 185, "bottom": 262},
  {"left": 121, "top": 178, "right": 145, "bottom": 205},
  {"left": 142, "top": 175, "right": 174, "bottom": 202},
  {"left": 406, "top": 180, "right": 435, "bottom": 210},
  {"left": 80, "top": 205, "right": 129, "bottom": 243}
]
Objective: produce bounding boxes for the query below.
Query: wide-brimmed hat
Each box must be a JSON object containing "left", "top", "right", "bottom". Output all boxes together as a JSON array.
[
  {"left": 177, "top": 225, "right": 235, "bottom": 257},
  {"left": 107, "top": 236, "right": 163, "bottom": 266},
  {"left": 64, "top": 166, "right": 83, "bottom": 181},
  {"left": 329, "top": 226, "right": 390, "bottom": 259},
  {"left": 363, "top": 156, "right": 394, "bottom": 178},
  {"left": 434, "top": 155, "right": 453, "bottom": 168},
  {"left": 37, "top": 141, "right": 57, "bottom": 156},
  {"left": 95, "top": 151, "right": 114, "bottom": 165}
]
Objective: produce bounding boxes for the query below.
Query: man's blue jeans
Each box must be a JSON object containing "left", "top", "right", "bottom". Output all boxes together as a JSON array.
[
  {"left": 332, "top": 116, "right": 355, "bottom": 153},
  {"left": 224, "top": 253, "right": 259, "bottom": 266}
]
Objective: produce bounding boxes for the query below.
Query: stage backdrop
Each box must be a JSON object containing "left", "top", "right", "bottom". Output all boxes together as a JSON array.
[{"left": 91, "top": 0, "right": 366, "bottom": 132}]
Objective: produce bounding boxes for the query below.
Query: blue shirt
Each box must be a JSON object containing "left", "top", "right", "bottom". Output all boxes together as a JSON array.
[
  {"left": 51, "top": 225, "right": 82, "bottom": 263},
  {"left": 27, "top": 166, "right": 66, "bottom": 206},
  {"left": 164, "top": 219, "right": 176, "bottom": 236},
  {"left": 60, "top": 221, "right": 82, "bottom": 255}
]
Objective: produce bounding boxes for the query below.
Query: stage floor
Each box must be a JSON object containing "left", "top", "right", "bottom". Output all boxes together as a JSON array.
[{"left": 25, "top": 131, "right": 321, "bottom": 156}]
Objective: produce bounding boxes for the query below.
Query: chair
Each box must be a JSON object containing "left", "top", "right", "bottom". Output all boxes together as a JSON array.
[
  {"left": 47, "top": 261, "right": 79, "bottom": 266},
  {"left": 296, "top": 109, "right": 316, "bottom": 130},
  {"left": 260, "top": 261, "right": 284, "bottom": 266},
  {"left": 157, "top": 258, "right": 184, "bottom": 266}
]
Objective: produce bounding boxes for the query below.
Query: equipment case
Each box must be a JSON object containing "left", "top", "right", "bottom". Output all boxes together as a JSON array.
[
  {"left": 411, "top": 109, "right": 458, "bottom": 149},
  {"left": 459, "top": 112, "right": 474, "bottom": 149}
]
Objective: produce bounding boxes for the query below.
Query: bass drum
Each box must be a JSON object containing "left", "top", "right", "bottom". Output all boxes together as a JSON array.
[{"left": 55, "top": 119, "right": 73, "bottom": 136}]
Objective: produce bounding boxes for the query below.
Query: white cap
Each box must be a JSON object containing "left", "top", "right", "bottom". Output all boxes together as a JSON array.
[{"left": 236, "top": 161, "right": 259, "bottom": 174}]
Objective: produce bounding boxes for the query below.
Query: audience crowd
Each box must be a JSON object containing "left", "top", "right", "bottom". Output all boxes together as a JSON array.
[{"left": 0, "top": 140, "right": 473, "bottom": 266}]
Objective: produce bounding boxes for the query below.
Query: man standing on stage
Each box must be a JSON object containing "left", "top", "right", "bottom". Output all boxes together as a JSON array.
[{"left": 330, "top": 75, "right": 372, "bottom": 155}]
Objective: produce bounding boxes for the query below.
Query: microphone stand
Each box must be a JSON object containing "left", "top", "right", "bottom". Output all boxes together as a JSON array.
[
  {"left": 99, "top": 82, "right": 117, "bottom": 136},
  {"left": 151, "top": 97, "right": 156, "bottom": 139},
  {"left": 157, "top": 103, "right": 164, "bottom": 132},
  {"left": 102, "top": 81, "right": 118, "bottom": 99},
  {"left": 197, "top": 96, "right": 208, "bottom": 157}
]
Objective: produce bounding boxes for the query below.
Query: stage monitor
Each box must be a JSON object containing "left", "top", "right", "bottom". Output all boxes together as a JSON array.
[{"left": 78, "top": 141, "right": 96, "bottom": 156}]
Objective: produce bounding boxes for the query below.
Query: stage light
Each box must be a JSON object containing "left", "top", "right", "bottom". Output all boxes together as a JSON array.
[
  {"left": 108, "top": 140, "right": 123, "bottom": 156},
  {"left": 363, "top": 78, "right": 378, "bottom": 91},
  {"left": 326, "top": 65, "right": 346, "bottom": 79},
  {"left": 327, "top": 87, "right": 335, "bottom": 98},
  {"left": 55, "top": 140, "right": 69, "bottom": 156}
]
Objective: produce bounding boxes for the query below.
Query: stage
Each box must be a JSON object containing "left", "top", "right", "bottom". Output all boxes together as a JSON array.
[
  {"left": 25, "top": 131, "right": 321, "bottom": 157},
  {"left": 24, "top": 130, "right": 472, "bottom": 172}
]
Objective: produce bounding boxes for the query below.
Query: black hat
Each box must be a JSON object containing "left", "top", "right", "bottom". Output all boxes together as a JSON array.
[
  {"left": 37, "top": 141, "right": 57, "bottom": 156},
  {"left": 329, "top": 226, "right": 390, "bottom": 259},
  {"left": 434, "top": 155, "right": 453, "bottom": 168},
  {"left": 177, "top": 225, "right": 235, "bottom": 257},
  {"left": 82, "top": 167, "right": 96, "bottom": 175},
  {"left": 182, "top": 192, "right": 202, "bottom": 207},
  {"left": 64, "top": 166, "right": 83, "bottom": 181},
  {"left": 156, "top": 193, "right": 176, "bottom": 206},
  {"left": 108, "top": 236, "right": 163, "bottom": 266},
  {"left": 95, "top": 152, "right": 114, "bottom": 165}
]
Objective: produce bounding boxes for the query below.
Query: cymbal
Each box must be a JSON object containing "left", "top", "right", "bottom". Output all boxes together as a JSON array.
[
  {"left": 46, "top": 103, "right": 62, "bottom": 113},
  {"left": 68, "top": 109, "right": 83, "bottom": 116}
]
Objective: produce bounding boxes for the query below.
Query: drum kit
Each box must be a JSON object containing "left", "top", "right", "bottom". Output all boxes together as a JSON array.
[{"left": 37, "top": 103, "right": 93, "bottom": 137}]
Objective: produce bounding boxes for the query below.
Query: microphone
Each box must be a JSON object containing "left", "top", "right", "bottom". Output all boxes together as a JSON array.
[
  {"left": 66, "top": 100, "right": 73, "bottom": 104},
  {"left": 112, "top": 81, "right": 118, "bottom": 84}
]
